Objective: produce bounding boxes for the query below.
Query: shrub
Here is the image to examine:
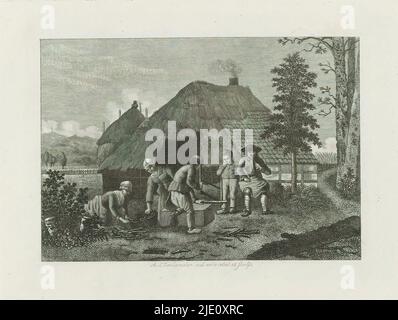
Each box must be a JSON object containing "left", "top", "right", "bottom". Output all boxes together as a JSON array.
[
  {"left": 285, "top": 185, "right": 333, "bottom": 212},
  {"left": 42, "top": 170, "right": 107, "bottom": 248},
  {"left": 339, "top": 167, "right": 359, "bottom": 200},
  {"left": 269, "top": 182, "right": 285, "bottom": 206}
]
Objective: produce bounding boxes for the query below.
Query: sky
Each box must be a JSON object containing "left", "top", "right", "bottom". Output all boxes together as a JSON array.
[{"left": 41, "top": 38, "right": 337, "bottom": 153}]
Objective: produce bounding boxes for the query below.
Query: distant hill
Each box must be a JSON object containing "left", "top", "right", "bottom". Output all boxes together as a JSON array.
[{"left": 41, "top": 132, "right": 98, "bottom": 167}]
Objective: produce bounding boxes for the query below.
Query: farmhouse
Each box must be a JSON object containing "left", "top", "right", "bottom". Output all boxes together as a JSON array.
[{"left": 98, "top": 78, "right": 318, "bottom": 198}]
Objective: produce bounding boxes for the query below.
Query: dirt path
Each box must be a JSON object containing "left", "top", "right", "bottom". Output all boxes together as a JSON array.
[{"left": 317, "top": 168, "right": 360, "bottom": 217}]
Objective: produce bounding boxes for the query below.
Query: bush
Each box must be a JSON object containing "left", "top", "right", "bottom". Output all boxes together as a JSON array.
[
  {"left": 339, "top": 167, "right": 359, "bottom": 200},
  {"left": 268, "top": 182, "right": 332, "bottom": 212},
  {"left": 269, "top": 182, "right": 285, "bottom": 206},
  {"left": 42, "top": 170, "right": 107, "bottom": 248},
  {"left": 284, "top": 185, "right": 333, "bottom": 212}
]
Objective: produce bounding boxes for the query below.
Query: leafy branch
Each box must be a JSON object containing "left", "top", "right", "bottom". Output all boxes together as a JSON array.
[
  {"left": 319, "top": 61, "right": 335, "bottom": 74},
  {"left": 279, "top": 37, "right": 334, "bottom": 54},
  {"left": 317, "top": 86, "right": 336, "bottom": 116}
]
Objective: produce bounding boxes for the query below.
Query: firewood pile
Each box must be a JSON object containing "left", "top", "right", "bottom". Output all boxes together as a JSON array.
[
  {"left": 110, "top": 226, "right": 147, "bottom": 240},
  {"left": 213, "top": 227, "right": 260, "bottom": 243}
]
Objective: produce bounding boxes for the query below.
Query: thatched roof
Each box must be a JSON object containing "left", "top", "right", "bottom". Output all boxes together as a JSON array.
[
  {"left": 99, "top": 81, "right": 317, "bottom": 172},
  {"left": 221, "top": 111, "right": 318, "bottom": 164},
  {"left": 314, "top": 152, "right": 337, "bottom": 164},
  {"left": 97, "top": 105, "right": 145, "bottom": 146}
]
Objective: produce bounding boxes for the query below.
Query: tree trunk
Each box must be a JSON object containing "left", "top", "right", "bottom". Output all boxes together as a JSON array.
[
  {"left": 343, "top": 40, "right": 360, "bottom": 181},
  {"left": 291, "top": 151, "right": 297, "bottom": 193},
  {"left": 332, "top": 37, "right": 360, "bottom": 190},
  {"left": 332, "top": 38, "right": 348, "bottom": 188}
]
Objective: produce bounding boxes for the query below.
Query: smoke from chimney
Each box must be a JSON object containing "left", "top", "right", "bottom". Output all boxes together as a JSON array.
[{"left": 209, "top": 58, "right": 242, "bottom": 78}]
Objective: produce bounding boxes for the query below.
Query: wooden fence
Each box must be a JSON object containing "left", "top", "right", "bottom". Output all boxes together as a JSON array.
[{"left": 41, "top": 167, "right": 99, "bottom": 175}]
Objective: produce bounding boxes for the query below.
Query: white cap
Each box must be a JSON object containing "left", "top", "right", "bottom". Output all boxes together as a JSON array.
[{"left": 119, "top": 181, "right": 133, "bottom": 193}]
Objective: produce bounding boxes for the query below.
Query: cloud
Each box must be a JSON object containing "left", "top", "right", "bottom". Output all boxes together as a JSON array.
[
  {"left": 122, "top": 88, "right": 168, "bottom": 114},
  {"left": 105, "top": 101, "right": 130, "bottom": 123},
  {"left": 121, "top": 88, "right": 141, "bottom": 105},
  {"left": 42, "top": 120, "right": 102, "bottom": 139},
  {"left": 104, "top": 88, "right": 167, "bottom": 123},
  {"left": 312, "top": 137, "right": 337, "bottom": 153},
  {"left": 42, "top": 120, "right": 58, "bottom": 134},
  {"left": 113, "top": 64, "right": 167, "bottom": 77}
]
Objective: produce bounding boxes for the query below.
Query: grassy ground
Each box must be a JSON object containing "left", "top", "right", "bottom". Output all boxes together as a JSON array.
[{"left": 42, "top": 168, "right": 360, "bottom": 261}]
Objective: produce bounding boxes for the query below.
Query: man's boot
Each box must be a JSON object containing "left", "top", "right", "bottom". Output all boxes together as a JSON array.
[
  {"left": 261, "top": 193, "right": 273, "bottom": 215},
  {"left": 217, "top": 203, "right": 227, "bottom": 215},
  {"left": 241, "top": 188, "right": 252, "bottom": 217},
  {"left": 229, "top": 199, "right": 236, "bottom": 214}
]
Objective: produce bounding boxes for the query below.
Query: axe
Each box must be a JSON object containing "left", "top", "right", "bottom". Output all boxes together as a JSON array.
[{"left": 195, "top": 200, "right": 227, "bottom": 204}]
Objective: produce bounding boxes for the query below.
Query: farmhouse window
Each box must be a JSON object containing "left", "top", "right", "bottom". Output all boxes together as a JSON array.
[
  {"left": 280, "top": 165, "right": 290, "bottom": 173},
  {"left": 264, "top": 173, "right": 279, "bottom": 181},
  {"left": 268, "top": 165, "right": 279, "bottom": 172},
  {"left": 303, "top": 165, "right": 316, "bottom": 172}
]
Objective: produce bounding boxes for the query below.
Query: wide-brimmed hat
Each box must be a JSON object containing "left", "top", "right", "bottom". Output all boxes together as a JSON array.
[{"left": 241, "top": 144, "right": 262, "bottom": 153}]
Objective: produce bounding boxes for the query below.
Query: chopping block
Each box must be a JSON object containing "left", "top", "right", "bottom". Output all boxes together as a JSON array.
[{"left": 158, "top": 203, "right": 215, "bottom": 227}]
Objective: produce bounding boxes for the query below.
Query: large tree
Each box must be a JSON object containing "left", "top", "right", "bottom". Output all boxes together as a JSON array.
[
  {"left": 279, "top": 37, "right": 360, "bottom": 191},
  {"left": 262, "top": 52, "right": 321, "bottom": 193}
]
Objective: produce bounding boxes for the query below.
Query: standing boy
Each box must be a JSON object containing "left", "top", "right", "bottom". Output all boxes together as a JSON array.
[{"left": 216, "top": 151, "right": 238, "bottom": 214}]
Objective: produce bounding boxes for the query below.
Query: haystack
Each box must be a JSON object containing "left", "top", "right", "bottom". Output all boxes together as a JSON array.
[{"left": 96, "top": 102, "right": 145, "bottom": 166}]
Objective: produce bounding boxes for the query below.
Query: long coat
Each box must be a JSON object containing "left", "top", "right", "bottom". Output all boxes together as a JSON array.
[{"left": 237, "top": 155, "right": 271, "bottom": 198}]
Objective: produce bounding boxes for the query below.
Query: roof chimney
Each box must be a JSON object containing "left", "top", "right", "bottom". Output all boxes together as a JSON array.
[
  {"left": 145, "top": 108, "right": 148, "bottom": 118},
  {"left": 131, "top": 100, "right": 138, "bottom": 109},
  {"left": 139, "top": 102, "right": 142, "bottom": 113},
  {"left": 229, "top": 77, "right": 239, "bottom": 86},
  {"left": 119, "top": 109, "right": 122, "bottom": 118},
  {"left": 102, "top": 121, "right": 106, "bottom": 133}
]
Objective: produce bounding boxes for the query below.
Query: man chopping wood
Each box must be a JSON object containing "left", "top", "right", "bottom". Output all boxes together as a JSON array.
[
  {"left": 80, "top": 181, "right": 133, "bottom": 231},
  {"left": 143, "top": 158, "right": 174, "bottom": 220},
  {"left": 168, "top": 156, "right": 203, "bottom": 234},
  {"left": 237, "top": 145, "right": 273, "bottom": 217}
]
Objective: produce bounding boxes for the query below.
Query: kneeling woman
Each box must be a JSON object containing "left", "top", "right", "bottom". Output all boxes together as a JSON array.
[{"left": 80, "top": 181, "right": 132, "bottom": 231}]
